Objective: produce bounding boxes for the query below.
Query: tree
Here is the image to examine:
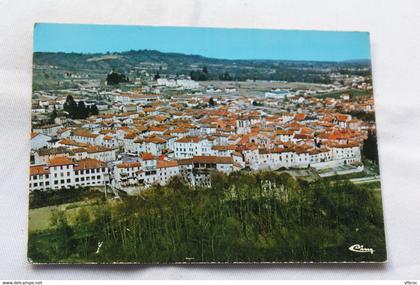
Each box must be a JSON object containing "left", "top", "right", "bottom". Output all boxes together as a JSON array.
[
  {"left": 106, "top": 71, "right": 129, "bottom": 85},
  {"left": 219, "top": 72, "right": 232, "bottom": 81},
  {"left": 362, "top": 131, "right": 379, "bottom": 164},
  {"left": 208, "top": 97, "right": 215, "bottom": 107},
  {"left": 50, "top": 105, "right": 58, "bottom": 123},
  {"left": 90, "top": 104, "right": 99, "bottom": 116},
  {"left": 63, "top": 95, "right": 99, "bottom": 119},
  {"left": 49, "top": 210, "right": 76, "bottom": 259},
  {"left": 154, "top": 72, "right": 161, "bottom": 80},
  {"left": 64, "top": 95, "right": 77, "bottom": 118},
  {"left": 202, "top": 66, "right": 208, "bottom": 74},
  {"left": 76, "top": 101, "right": 87, "bottom": 119},
  {"left": 75, "top": 208, "right": 91, "bottom": 258},
  {"left": 190, "top": 70, "right": 208, "bottom": 81},
  {"left": 28, "top": 171, "right": 387, "bottom": 263}
]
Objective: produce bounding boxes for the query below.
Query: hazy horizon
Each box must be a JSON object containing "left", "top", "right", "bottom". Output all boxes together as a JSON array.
[{"left": 34, "top": 48, "right": 371, "bottom": 64}]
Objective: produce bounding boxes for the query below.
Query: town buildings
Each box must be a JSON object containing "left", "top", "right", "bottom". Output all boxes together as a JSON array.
[
  {"left": 29, "top": 157, "right": 109, "bottom": 191},
  {"left": 30, "top": 77, "right": 374, "bottom": 192}
]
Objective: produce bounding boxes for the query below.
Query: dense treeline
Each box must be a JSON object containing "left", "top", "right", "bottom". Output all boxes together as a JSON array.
[
  {"left": 29, "top": 187, "right": 103, "bottom": 209},
  {"left": 348, "top": 110, "right": 376, "bottom": 122},
  {"left": 188, "top": 66, "right": 332, "bottom": 83},
  {"left": 106, "top": 71, "right": 129, "bottom": 85},
  {"left": 63, "top": 95, "right": 99, "bottom": 119},
  {"left": 362, "top": 131, "right": 379, "bottom": 164},
  {"left": 28, "top": 171, "right": 386, "bottom": 263}
]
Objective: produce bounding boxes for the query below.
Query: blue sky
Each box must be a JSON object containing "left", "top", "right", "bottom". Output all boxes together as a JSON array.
[{"left": 34, "top": 23, "right": 371, "bottom": 62}]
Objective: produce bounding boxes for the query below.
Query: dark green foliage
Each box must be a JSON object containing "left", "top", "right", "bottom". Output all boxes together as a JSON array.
[
  {"left": 29, "top": 211, "right": 77, "bottom": 262},
  {"left": 106, "top": 71, "right": 129, "bottom": 85},
  {"left": 348, "top": 110, "right": 376, "bottom": 122},
  {"left": 190, "top": 70, "right": 209, "bottom": 81},
  {"left": 28, "top": 171, "right": 386, "bottom": 263},
  {"left": 219, "top": 72, "right": 232, "bottom": 81},
  {"left": 49, "top": 106, "right": 58, "bottom": 123},
  {"left": 29, "top": 187, "right": 102, "bottom": 209},
  {"left": 208, "top": 97, "right": 216, "bottom": 107},
  {"left": 363, "top": 131, "right": 379, "bottom": 164},
  {"left": 63, "top": 95, "right": 78, "bottom": 117},
  {"left": 63, "top": 95, "right": 100, "bottom": 119},
  {"left": 77, "top": 101, "right": 88, "bottom": 118},
  {"left": 154, "top": 71, "right": 160, "bottom": 80},
  {"left": 90, "top": 104, "right": 99, "bottom": 116}
]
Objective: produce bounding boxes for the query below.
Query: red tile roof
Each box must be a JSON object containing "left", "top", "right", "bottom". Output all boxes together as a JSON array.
[
  {"left": 75, "top": 158, "right": 106, "bottom": 170},
  {"left": 49, "top": 156, "right": 74, "bottom": 166},
  {"left": 157, "top": 160, "right": 178, "bottom": 168},
  {"left": 192, "top": 156, "right": 233, "bottom": 164},
  {"left": 30, "top": 165, "right": 49, "bottom": 176},
  {"left": 140, "top": 152, "right": 155, "bottom": 160},
  {"left": 117, "top": 162, "right": 141, "bottom": 169},
  {"left": 176, "top": 137, "right": 201, "bottom": 143}
]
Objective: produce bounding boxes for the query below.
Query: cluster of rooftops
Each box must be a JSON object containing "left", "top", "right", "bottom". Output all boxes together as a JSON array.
[{"left": 30, "top": 88, "right": 375, "bottom": 189}]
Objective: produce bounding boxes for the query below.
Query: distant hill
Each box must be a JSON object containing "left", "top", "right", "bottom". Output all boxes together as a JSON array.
[
  {"left": 341, "top": 58, "right": 371, "bottom": 65},
  {"left": 33, "top": 49, "right": 371, "bottom": 84}
]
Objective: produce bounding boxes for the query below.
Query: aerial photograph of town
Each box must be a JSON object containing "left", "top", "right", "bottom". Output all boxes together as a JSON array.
[{"left": 28, "top": 23, "right": 386, "bottom": 263}]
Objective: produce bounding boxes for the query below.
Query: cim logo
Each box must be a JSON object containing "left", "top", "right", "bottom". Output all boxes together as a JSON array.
[{"left": 349, "top": 244, "right": 375, "bottom": 254}]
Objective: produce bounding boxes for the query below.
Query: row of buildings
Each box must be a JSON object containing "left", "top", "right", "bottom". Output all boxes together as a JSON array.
[{"left": 30, "top": 79, "right": 374, "bottom": 192}]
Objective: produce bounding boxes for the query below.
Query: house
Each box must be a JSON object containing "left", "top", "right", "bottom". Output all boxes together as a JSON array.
[
  {"left": 331, "top": 143, "right": 361, "bottom": 164},
  {"left": 55, "top": 138, "right": 87, "bottom": 149},
  {"left": 211, "top": 145, "right": 236, "bottom": 157},
  {"left": 137, "top": 154, "right": 158, "bottom": 185},
  {"left": 236, "top": 116, "right": 251, "bottom": 134},
  {"left": 143, "top": 136, "right": 167, "bottom": 155},
  {"left": 174, "top": 137, "right": 212, "bottom": 158},
  {"left": 156, "top": 160, "right": 180, "bottom": 185},
  {"left": 57, "top": 128, "right": 72, "bottom": 139},
  {"left": 335, "top": 114, "right": 352, "bottom": 128},
  {"left": 33, "top": 124, "right": 61, "bottom": 137},
  {"left": 101, "top": 135, "right": 120, "bottom": 149},
  {"left": 34, "top": 147, "right": 73, "bottom": 164},
  {"left": 139, "top": 152, "right": 157, "bottom": 169},
  {"left": 29, "top": 157, "right": 109, "bottom": 191},
  {"left": 113, "top": 162, "right": 142, "bottom": 186},
  {"left": 74, "top": 158, "right": 109, "bottom": 188},
  {"left": 85, "top": 146, "right": 116, "bottom": 162},
  {"left": 191, "top": 156, "right": 234, "bottom": 186},
  {"left": 31, "top": 132, "right": 51, "bottom": 150},
  {"left": 71, "top": 129, "right": 101, "bottom": 145}
]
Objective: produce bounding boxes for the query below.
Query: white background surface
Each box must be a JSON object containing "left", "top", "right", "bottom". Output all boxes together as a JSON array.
[{"left": 0, "top": 0, "right": 420, "bottom": 279}]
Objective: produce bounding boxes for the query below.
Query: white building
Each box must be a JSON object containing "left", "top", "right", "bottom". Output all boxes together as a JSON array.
[
  {"left": 143, "top": 136, "right": 167, "bottom": 155},
  {"left": 174, "top": 137, "right": 212, "bottom": 158},
  {"left": 190, "top": 156, "right": 235, "bottom": 186},
  {"left": 71, "top": 130, "right": 101, "bottom": 145},
  {"left": 236, "top": 117, "right": 251, "bottom": 135},
  {"left": 31, "top": 132, "right": 51, "bottom": 150},
  {"left": 265, "top": 90, "right": 290, "bottom": 99},
  {"left": 156, "top": 160, "right": 180, "bottom": 185},
  {"left": 113, "top": 161, "right": 141, "bottom": 186},
  {"left": 33, "top": 124, "right": 61, "bottom": 137},
  {"left": 29, "top": 157, "right": 109, "bottom": 191}
]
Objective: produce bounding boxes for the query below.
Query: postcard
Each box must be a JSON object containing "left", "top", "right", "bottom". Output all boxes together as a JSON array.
[{"left": 28, "top": 23, "right": 386, "bottom": 263}]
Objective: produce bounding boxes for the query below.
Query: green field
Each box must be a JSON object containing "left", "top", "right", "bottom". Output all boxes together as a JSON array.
[
  {"left": 315, "top": 88, "right": 370, "bottom": 99},
  {"left": 28, "top": 200, "right": 102, "bottom": 232}
]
